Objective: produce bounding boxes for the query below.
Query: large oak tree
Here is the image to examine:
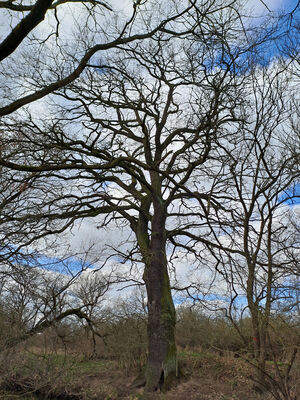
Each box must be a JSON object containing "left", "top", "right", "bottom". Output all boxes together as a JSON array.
[
  {"left": 0, "top": 0, "right": 264, "bottom": 390},
  {"left": 1, "top": 0, "right": 298, "bottom": 394}
]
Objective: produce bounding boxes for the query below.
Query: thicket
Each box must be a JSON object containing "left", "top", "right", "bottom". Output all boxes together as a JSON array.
[{"left": 0, "top": 300, "right": 299, "bottom": 399}]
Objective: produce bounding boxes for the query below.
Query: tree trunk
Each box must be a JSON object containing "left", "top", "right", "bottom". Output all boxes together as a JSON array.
[{"left": 143, "top": 207, "right": 177, "bottom": 392}]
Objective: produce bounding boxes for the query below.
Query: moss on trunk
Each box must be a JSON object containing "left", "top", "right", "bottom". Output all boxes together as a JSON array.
[{"left": 144, "top": 259, "right": 177, "bottom": 392}]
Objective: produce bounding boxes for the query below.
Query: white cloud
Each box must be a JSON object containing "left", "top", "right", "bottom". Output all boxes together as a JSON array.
[
  {"left": 246, "top": 0, "right": 290, "bottom": 15},
  {"left": 110, "top": 0, "right": 133, "bottom": 14}
]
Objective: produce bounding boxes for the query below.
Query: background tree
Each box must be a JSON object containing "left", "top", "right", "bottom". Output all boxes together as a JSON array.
[
  {"left": 185, "top": 62, "right": 300, "bottom": 399},
  {"left": 0, "top": 255, "right": 110, "bottom": 351}
]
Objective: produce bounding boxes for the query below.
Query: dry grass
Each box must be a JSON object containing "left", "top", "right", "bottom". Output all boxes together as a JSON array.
[{"left": 0, "top": 348, "right": 282, "bottom": 400}]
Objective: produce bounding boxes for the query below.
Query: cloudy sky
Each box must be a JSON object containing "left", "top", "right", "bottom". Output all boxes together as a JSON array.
[{"left": 0, "top": 0, "right": 299, "bottom": 308}]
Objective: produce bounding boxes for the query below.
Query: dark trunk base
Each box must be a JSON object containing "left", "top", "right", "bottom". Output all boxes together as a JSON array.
[{"left": 145, "top": 343, "right": 178, "bottom": 392}]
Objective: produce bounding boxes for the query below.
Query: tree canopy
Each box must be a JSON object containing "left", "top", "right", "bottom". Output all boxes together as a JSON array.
[{"left": 0, "top": 0, "right": 299, "bottom": 395}]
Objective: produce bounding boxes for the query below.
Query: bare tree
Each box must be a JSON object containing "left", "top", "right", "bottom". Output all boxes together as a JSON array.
[
  {"left": 0, "top": 0, "right": 263, "bottom": 390},
  {"left": 0, "top": 254, "right": 110, "bottom": 351},
  {"left": 0, "top": 0, "right": 199, "bottom": 117},
  {"left": 0, "top": 0, "right": 115, "bottom": 63},
  {"left": 188, "top": 63, "right": 300, "bottom": 399},
  {"left": 1, "top": 0, "right": 296, "bottom": 393}
]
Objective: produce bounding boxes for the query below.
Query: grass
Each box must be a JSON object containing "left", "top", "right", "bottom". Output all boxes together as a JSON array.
[{"left": 35, "top": 352, "right": 115, "bottom": 374}]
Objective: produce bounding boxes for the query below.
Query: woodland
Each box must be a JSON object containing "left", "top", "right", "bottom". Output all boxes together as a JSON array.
[{"left": 0, "top": 0, "right": 300, "bottom": 399}]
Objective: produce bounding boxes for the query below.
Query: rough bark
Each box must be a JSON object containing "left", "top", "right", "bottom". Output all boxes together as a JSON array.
[
  {"left": 247, "top": 264, "right": 267, "bottom": 389},
  {"left": 144, "top": 205, "right": 177, "bottom": 392}
]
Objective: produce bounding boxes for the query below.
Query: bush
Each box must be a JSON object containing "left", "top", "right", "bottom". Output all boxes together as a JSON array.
[{"left": 176, "top": 306, "right": 246, "bottom": 352}]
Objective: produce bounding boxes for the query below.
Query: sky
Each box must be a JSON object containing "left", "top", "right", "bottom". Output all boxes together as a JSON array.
[
  {"left": 1, "top": 0, "right": 299, "bottom": 41},
  {"left": 110, "top": 0, "right": 298, "bottom": 14},
  {"left": 0, "top": 0, "right": 299, "bottom": 310}
]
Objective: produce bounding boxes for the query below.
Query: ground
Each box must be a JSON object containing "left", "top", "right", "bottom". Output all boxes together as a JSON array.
[{"left": 0, "top": 348, "right": 275, "bottom": 400}]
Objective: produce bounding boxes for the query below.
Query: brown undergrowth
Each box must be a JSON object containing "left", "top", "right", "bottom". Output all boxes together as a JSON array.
[{"left": 0, "top": 348, "right": 287, "bottom": 400}]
